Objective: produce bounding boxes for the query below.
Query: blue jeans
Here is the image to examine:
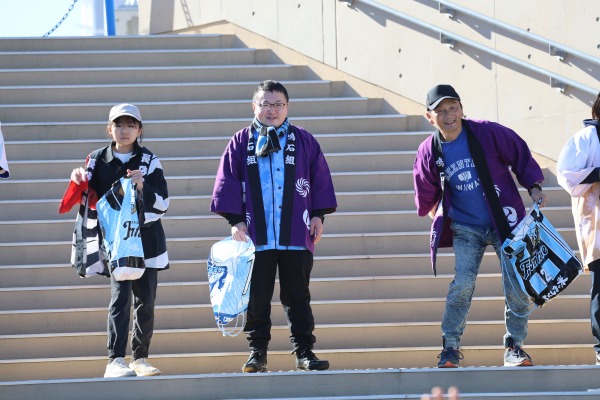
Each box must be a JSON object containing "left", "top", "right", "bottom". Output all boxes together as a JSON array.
[{"left": 441, "top": 223, "right": 529, "bottom": 350}]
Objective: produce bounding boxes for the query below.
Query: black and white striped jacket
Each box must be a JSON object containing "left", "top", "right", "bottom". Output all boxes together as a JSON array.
[{"left": 71, "top": 142, "right": 169, "bottom": 277}]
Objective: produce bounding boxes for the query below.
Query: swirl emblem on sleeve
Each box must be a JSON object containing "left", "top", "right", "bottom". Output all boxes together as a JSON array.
[{"left": 295, "top": 178, "right": 310, "bottom": 197}]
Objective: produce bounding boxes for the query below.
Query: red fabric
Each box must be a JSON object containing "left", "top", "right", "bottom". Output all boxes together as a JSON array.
[{"left": 59, "top": 180, "right": 87, "bottom": 213}]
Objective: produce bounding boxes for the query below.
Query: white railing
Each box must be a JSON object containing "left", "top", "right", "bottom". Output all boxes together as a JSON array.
[
  {"left": 338, "top": 0, "right": 598, "bottom": 95},
  {"left": 435, "top": 0, "right": 600, "bottom": 67}
]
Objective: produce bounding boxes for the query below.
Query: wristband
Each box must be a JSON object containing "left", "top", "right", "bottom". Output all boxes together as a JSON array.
[{"left": 527, "top": 183, "right": 542, "bottom": 196}]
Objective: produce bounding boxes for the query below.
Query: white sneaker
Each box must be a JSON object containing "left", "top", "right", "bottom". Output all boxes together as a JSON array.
[
  {"left": 129, "top": 358, "right": 162, "bottom": 376},
  {"left": 104, "top": 357, "right": 136, "bottom": 378}
]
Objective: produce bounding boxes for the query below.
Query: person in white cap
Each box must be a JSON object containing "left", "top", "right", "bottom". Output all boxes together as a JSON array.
[
  {"left": 60, "top": 103, "right": 169, "bottom": 378},
  {"left": 413, "top": 85, "right": 547, "bottom": 368}
]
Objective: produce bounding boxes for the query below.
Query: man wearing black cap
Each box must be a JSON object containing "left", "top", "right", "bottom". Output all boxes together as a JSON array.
[{"left": 413, "top": 84, "right": 547, "bottom": 368}]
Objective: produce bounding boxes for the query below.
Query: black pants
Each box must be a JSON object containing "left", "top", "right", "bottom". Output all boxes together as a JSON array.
[
  {"left": 589, "top": 261, "right": 600, "bottom": 353},
  {"left": 244, "top": 249, "right": 316, "bottom": 352},
  {"left": 107, "top": 268, "right": 158, "bottom": 359}
]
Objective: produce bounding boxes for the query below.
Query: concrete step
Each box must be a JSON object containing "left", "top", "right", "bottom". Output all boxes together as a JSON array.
[
  {"left": 2, "top": 212, "right": 425, "bottom": 242},
  {"left": 2, "top": 366, "right": 600, "bottom": 400},
  {"left": 0, "top": 171, "right": 410, "bottom": 200},
  {"left": 0, "top": 47, "right": 273, "bottom": 69},
  {"left": 0, "top": 226, "right": 580, "bottom": 264},
  {"left": 0, "top": 97, "right": 382, "bottom": 122},
  {"left": 0, "top": 191, "right": 382, "bottom": 222},
  {"left": 0, "top": 319, "right": 593, "bottom": 360},
  {"left": 0, "top": 272, "right": 588, "bottom": 311},
  {"left": 0, "top": 251, "right": 585, "bottom": 288},
  {"left": 0, "top": 64, "right": 309, "bottom": 86},
  {"left": 0, "top": 114, "right": 410, "bottom": 140},
  {"left": 4, "top": 132, "right": 430, "bottom": 161},
  {"left": 0, "top": 34, "right": 238, "bottom": 52},
  {"left": 0, "top": 206, "right": 576, "bottom": 242},
  {"left": 6, "top": 150, "right": 415, "bottom": 179},
  {"left": 0, "top": 294, "right": 588, "bottom": 335},
  {"left": 0, "top": 187, "right": 575, "bottom": 222},
  {"left": 0, "top": 80, "right": 343, "bottom": 106},
  {"left": 0, "top": 346, "right": 596, "bottom": 382}
]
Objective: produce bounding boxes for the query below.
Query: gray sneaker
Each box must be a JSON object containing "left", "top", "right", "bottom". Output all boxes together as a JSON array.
[
  {"left": 503, "top": 346, "right": 533, "bottom": 367},
  {"left": 104, "top": 357, "right": 136, "bottom": 378},
  {"left": 596, "top": 352, "right": 600, "bottom": 365}
]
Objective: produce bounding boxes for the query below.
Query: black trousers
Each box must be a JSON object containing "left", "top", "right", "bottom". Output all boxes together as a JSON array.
[
  {"left": 589, "top": 260, "right": 600, "bottom": 353},
  {"left": 244, "top": 249, "right": 316, "bottom": 352},
  {"left": 107, "top": 268, "right": 158, "bottom": 360}
]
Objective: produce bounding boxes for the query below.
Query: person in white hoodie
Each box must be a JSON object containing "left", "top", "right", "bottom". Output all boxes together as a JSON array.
[
  {"left": 0, "top": 122, "right": 9, "bottom": 179},
  {"left": 557, "top": 91, "right": 600, "bottom": 365}
]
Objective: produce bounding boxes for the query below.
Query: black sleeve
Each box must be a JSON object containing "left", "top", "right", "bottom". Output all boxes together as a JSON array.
[
  {"left": 310, "top": 209, "right": 328, "bottom": 223},
  {"left": 581, "top": 168, "right": 600, "bottom": 184},
  {"left": 221, "top": 213, "right": 245, "bottom": 227}
]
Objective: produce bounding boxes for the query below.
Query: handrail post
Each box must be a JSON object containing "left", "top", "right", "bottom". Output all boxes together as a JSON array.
[{"left": 105, "top": 0, "right": 116, "bottom": 36}]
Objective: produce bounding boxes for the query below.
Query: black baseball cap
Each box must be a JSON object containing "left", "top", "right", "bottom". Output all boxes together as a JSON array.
[{"left": 426, "top": 84, "right": 461, "bottom": 110}]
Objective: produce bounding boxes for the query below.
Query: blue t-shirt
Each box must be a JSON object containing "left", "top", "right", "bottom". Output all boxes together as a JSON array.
[{"left": 441, "top": 128, "right": 492, "bottom": 227}]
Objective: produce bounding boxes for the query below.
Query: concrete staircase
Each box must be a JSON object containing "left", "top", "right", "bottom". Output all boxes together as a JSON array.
[{"left": 0, "top": 34, "right": 598, "bottom": 399}]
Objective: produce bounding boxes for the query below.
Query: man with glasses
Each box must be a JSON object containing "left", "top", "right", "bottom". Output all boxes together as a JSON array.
[
  {"left": 211, "top": 80, "right": 337, "bottom": 372},
  {"left": 413, "top": 84, "right": 547, "bottom": 368}
]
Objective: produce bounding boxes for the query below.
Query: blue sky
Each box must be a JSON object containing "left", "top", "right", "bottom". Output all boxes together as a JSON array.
[{"left": 0, "top": 0, "right": 89, "bottom": 37}]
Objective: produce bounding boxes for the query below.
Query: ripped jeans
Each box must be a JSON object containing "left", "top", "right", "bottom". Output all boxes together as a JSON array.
[{"left": 441, "top": 222, "right": 529, "bottom": 350}]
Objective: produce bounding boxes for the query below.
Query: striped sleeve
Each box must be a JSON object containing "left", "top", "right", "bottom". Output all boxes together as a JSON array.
[{"left": 141, "top": 155, "right": 169, "bottom": 224}]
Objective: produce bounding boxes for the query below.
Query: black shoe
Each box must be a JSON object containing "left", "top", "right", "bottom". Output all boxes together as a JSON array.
[
  {"left": 295, "top": 348, "right": 329, "bottom": 371},
  {"left": 596, "top": 352, "right": 600, "bottom": 366},
  {"left": 242, "top": 350, "right": 267, "bottom": 373},
  {"left": 437, "top": 347, "right": 463, "bottom": 368}
]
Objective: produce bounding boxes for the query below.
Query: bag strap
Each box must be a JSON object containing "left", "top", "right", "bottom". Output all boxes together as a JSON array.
[
  {"left": 464, "top": 121, "right": 512, "bottom": 241},
  {"left": 431, "top": 132, "right": 449, "bottom": 216}
]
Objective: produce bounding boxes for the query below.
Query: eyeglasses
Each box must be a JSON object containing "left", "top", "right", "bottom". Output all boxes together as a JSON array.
[{"left": 256, "top": 102, "right": 287, "bottom": 110}]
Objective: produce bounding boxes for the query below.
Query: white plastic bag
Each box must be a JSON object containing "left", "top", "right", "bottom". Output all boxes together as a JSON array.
[
  {"left": 97, "top": 177, "right": 146, "bottom": 281},
  {"left": 207, "top": 236, "right": 255, "bottom": 336}
]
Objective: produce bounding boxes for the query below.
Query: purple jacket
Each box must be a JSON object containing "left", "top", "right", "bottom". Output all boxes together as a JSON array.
[
  {"left": 211, "top": 125, "right": 337, "bottom": 253},
  {"left": 413, "top": 119, "right": 544, "bottom": 274}
]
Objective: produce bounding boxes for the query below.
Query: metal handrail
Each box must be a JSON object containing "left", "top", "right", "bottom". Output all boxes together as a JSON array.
[
  {"left": 338, "top": 0, "right": 597, "bottom": 96},
  {"left": 435, "top": 0, "right": 600, "bottom": 67}
]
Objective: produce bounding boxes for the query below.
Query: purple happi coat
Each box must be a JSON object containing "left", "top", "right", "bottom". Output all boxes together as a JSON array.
[
  {"left": 211, "top": 124, "right": 337, "bottom": 253},
  {"left": 413, "top": 119, "right": 545, "bottom": 274}
]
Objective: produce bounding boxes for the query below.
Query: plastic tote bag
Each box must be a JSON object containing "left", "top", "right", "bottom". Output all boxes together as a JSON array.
[
  {"left": 96, "top": 177, "right": 146, "bottom": 281},
  {"left": 207, "top": 236, "right": 255, "bottom": 336},
  {"left": 501, "top": 201, "right": 583, "bottom": 315}
]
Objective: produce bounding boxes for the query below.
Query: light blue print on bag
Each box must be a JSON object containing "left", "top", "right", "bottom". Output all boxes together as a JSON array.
[{"left": 208, "top": 260, "right": 228, "bottom": 292}]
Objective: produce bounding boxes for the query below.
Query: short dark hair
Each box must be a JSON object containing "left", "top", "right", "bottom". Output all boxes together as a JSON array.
[
  {"left": 110, "top": 115, "right": 143, "bottom": 129},
  {"left": 253, "top": 80, "right": 289, "bottom": 103},
  {"left": 593, "top": 92, "right": 600, "bottom": 120}
]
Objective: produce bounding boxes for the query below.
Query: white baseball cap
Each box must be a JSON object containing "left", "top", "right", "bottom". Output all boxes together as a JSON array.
[{"left": 108, "top": 103, "right": 142, "bottom": 122}]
